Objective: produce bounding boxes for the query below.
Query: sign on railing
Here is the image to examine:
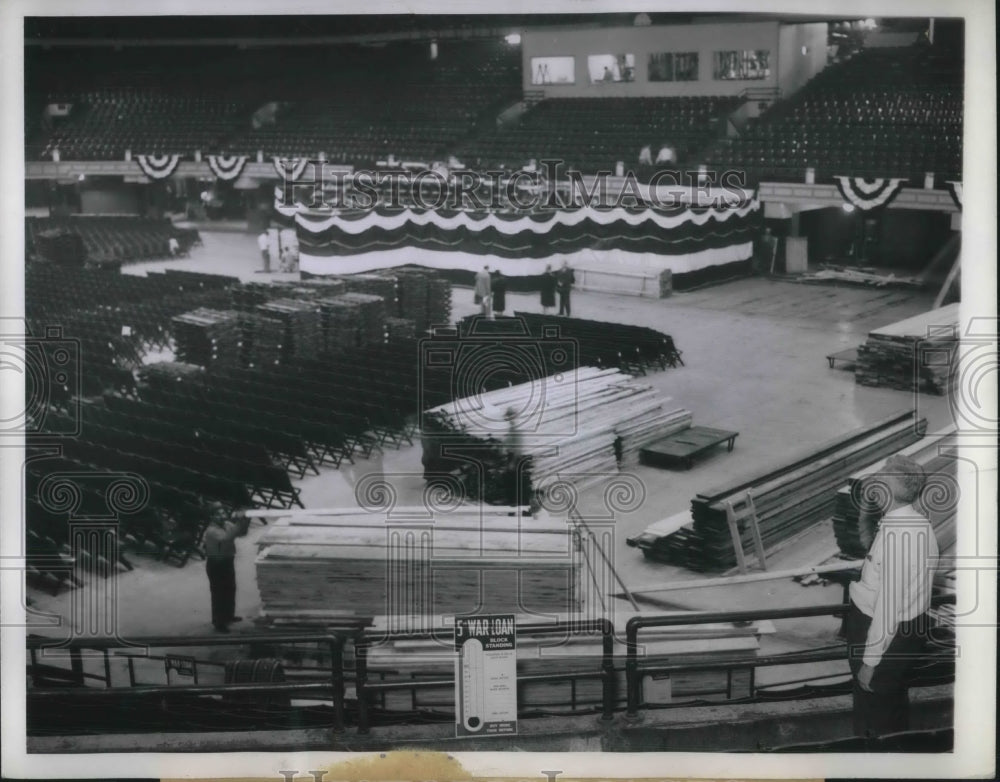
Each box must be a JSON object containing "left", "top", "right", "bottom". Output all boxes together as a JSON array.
[{"left": 455, "top": 614, "right": 517, "bottom": 736}]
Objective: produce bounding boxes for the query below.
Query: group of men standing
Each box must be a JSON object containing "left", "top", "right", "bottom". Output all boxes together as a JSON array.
[{"left": 474, "top": 261, "right": 576, "bottom": 318}]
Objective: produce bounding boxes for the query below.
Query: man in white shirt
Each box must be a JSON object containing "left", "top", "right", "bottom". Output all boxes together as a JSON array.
[
  {"left": 847, "top": 453, "right": 939, "bottom": 738},
  {"left": 203, "top": 507, "right": 251, "bottom": 632},
  {"left": 258, "top": 231, "right": 271, "bottom": 272}
]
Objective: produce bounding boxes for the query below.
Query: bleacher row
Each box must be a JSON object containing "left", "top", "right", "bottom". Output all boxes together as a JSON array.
[{"left": 28, "top": 43, "right": 961, "bottom": 184}]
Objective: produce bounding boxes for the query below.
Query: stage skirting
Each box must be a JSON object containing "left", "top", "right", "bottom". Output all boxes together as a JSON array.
[{"left": 283, "top": 198, "right": 759, "bottom": 291}]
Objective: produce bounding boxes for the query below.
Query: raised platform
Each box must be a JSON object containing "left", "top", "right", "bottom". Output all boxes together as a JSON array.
[{"left": 639, "top": 425, "right": 739, "bottom": 470}]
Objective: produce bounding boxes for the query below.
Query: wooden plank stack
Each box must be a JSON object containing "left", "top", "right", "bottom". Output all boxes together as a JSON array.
[
  {"left": 170, "top": 308, "right": 242, "bottom": 367},
  {"left": 256, "top": 298, "right": 323, "bottom": 360},
  {"left": 231, "top": 282, "right": 278, "bottom": 312},
  {"left": 426, "top": 274, "right": 453, "bottom": 329},
  {"left": 855, "top": 303, "right": 960, "bottom": 394},
  {"left": 424, "top": 367, "right": 692, "bottom": 500},
  {"left": 255, "top": 507, "right": 583, "bottom": 629},
  {"left": 316, "top": 296, "right": 361, "bottom": 353},
  {"left": 831, "top": 427, "right": 959, "bottom": 560},
  {"left": 650, "top": 410, "right": 927, "bottom": 571}
]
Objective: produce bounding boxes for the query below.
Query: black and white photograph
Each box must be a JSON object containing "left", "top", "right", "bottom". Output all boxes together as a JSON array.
[{"left": 1, "top": 0, "right": 995, "bottom": 779}]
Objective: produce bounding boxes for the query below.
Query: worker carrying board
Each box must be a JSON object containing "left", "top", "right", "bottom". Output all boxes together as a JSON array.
[{"left": 454, "top": 614, "right": 517, "bottom": 736}]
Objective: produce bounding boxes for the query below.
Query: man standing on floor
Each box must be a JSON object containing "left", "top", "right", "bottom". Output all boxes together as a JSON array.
[
  {"left": 258, "top": 230, "right": 271, "bottom": 272},
  {"left": 203, "top": 506, "right": 251, "bottom": 632},
  {"left": 846, "top": 454, "right": 939, "bottom": 740},
  {"left": 556, "top": 260, "right": 575, "bottom": 316},
  {"left": 474, "top": 264, "right": 492, "bottom": 318}
]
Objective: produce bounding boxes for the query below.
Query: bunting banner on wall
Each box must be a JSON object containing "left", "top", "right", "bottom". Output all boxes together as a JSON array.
[
  {"left": 944, "top": 181, "right": 963, "bottom": 212},
  {"left": 273, "top": 157, "right": 310, "bottom": 182},
  {"left": 278, "top": 198, "right": 761, "bottom": 261},
  {"left": 134, "top": 154, "right": 182, "bottom": 180},
  {"left": 833, "top": 176, "right": 907, "bottom": 211},
  {"left": 206, "top": 154, "right": 248, "bottom": 181}
]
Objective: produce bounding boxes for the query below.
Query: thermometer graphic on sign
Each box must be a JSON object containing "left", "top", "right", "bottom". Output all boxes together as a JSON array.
[{"left": 460, "top": 638, "right": 486, "bottom": 732}]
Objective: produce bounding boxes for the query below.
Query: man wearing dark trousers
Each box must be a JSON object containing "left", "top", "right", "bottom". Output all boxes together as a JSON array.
[
  {"left": 556, "top": 260, "right": 575, "bottom": 316},
  {"left": 847, "top": 454, "right": 939, "bottom": 739},
  {"left": 203, "top": 507, "right": 251, "bottom": 632}
]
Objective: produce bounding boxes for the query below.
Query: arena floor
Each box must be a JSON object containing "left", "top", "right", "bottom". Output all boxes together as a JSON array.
[{"left": 27, "top": 231, "right": 955, "bottom": 672}]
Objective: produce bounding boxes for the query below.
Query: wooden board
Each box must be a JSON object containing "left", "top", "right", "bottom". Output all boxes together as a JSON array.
[{"left": 640, "top": 426, "right": 739, "bottom": 470}]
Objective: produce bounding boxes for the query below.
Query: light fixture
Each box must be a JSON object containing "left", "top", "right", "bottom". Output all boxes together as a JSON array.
[{"left": 504, "top": 33, "right": 521, "bottom": 45}]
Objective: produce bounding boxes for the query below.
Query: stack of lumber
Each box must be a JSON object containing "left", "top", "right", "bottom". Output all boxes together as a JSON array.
[
  {"left": 832, "top": 427, "right": 959, "bottom": 559},
  {"left": 239, "top": 312, "right": 286, "bottom": 367},
  {"left": 256, "top": 298, "right": 323, "bottom": 359},
  {"left": 393, "top": 269, "right": 429, "bottom": 326},
  {"left": 316, "top": 296, "right": 361, "bottom": 352},
  {"left": 339, "top": 273, "right": 397, "bottom": 308},
  {"left": 855, "top": 303, "right": 960, "bottom": 394},
  {"left": 384, "top": 316, "right": 417, "bottom": 341},
  {"left": 337, "top": 292, "right": 386, "bottom": 347},
  {"left": 424, "top": 367, "right": 692, "bottom": 500},
  {"left": 255, "top": 507, "right": 581, "bottom": 629},
  {"left": 649, "top": 410, "right": 926, "bottom": 571},
  {"left": 170, "top": 308, "right": 242, "bottom": 367},
  {"left": 294, "top": 277, "right": 347, "bottom": 297},
  {"left": 138, "top": 360, "right": 204, "bottom": 385}
]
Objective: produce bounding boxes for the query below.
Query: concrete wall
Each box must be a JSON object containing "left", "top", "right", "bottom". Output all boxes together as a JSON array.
[
  {"left": 521, "top": 22, "right": 781, "bottom": 98},
  {"left": 777, "top": 23, "right": 829, "bottom": 97}
]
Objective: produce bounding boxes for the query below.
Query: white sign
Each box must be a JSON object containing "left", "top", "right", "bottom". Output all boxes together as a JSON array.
[{"left": 454, "top": 614, "right": 517, "bottom": 736}]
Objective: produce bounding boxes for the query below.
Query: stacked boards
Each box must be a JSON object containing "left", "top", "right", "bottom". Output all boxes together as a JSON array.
[
  {"left": 855, "top": 303, "right": 960, "bottom": 394},
  {"left": 637, "top": 410, "right": 926, "bottom": 571},
  {"left": 423, "top": 367, "right": 692, "bottom": 501},
  {"left": 832, "top": 427, "right": 959, "bottom": 559},
  {"left": 255, "top": 507, "right": 584, "bottom": 630}
]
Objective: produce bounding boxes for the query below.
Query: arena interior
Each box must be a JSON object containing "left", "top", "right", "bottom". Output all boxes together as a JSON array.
[{"left": 14, "top": 12, "right": 979, "bottom": 756}]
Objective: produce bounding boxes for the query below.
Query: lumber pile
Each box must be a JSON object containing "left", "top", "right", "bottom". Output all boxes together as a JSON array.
[
  {"left": 255, "top": 507, "right": 582, "bottom": 629},
  {"left": 832, "top": 427, "right": 959, "bottom": 560},
  {"left": 394, "top": 269, "right": 453, "bottom": 333},
  {"left": 646, "top": 410, "right": 926, "bottom": 571},
  {"left": 231, "top": 281, "right": 279, "bottom": 312},
  {"left": 801, "top": 265, "right": 924, "bottom": 288},
  {"left": 170, "top": 308, "right": 242, "bottom": 367},
  {"left": 423, "top": 367, "right": 692, "bottom": 502},
  {"left": 855, "top": 303, "right": 960, "bottom": 394},
  {"left": 256, "top": 298, "right": 323, "bottom": 359},
  {"left": 316, "top": 296, "right": 361, "bottom": 352}
]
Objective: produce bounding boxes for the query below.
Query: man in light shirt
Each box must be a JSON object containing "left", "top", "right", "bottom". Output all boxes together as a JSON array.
[{"left": 846, "top": 454, "right": 939, "bottom": 738}]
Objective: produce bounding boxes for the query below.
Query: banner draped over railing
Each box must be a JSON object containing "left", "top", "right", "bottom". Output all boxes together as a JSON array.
[
  {"left": 206, "top": 154, "right": 248, "bottom": 181},
  {"left": 834, "top": 176, "right": 907, "bottom": 211},
  {"left": 134, "top": 154, "right": 182, "bottom": 180},
  {"left": 278, "top": 198, "right": 761, "bottom": 260}
]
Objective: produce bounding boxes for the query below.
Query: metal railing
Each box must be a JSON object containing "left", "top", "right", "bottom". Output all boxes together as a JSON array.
[
  {"left": 26, "top": 631, "right": 352, "bottom": 733},
  {"left": 354, "top": 618, "right": 615, "bottom": 734}
]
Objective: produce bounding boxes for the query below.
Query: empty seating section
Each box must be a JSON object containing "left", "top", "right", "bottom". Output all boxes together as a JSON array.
[
  {"left": 458, "top": 96, "right": 739, "bottom": 174},
  {"left": 29, "top": 43, "right": 522, "bottom": 164},
  {"left": 703, "top": 47, "right": 963, "bottom": 182},
  {"left": 27, "top": 216, "right": 199, "bottom": 266}
]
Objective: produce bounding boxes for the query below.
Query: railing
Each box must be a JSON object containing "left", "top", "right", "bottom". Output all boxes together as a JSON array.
[
  {"left": 26, "top": 631, "right": 352, "bottom": 733},
  {"left": 625, "top": 596, "right": 955, "bottom": 719},
  {"left": 354, "top": 618, "right": 615, "bottom": 734}
]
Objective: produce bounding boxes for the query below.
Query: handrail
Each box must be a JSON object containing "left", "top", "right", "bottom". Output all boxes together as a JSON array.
[
  {"left": 625, "top": 596, "right": 955, "bottom": 718},
  {"left": 354, "top": 618, "right": 615, "bottom": 734},
  {"left": 27, "top": 630, "right": 354, "bottom": 733}
]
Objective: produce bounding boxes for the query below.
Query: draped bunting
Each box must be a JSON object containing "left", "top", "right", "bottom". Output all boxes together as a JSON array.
[
  {"left": 273, "top": 156, "right": 310, "bottom": 182},
  {"left": 834, "top": 176, "right": 907, "bottom": 211},
  {"left": 945, "top": 181, "right": 963, "bottom": 212},
  {"left": 283, "top": 199, "right": 761, "bottom": 261},
  {"left": 134, "top": 154, "right": 182, "bottom": 180},
  {"left": 206, "top": 154, "right": 248, "bottom": 181}
]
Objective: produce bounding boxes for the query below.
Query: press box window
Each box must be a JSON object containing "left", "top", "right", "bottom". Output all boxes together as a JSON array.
[
  {"left": 713, "top": 50, "right": 770, "bottom": 80},
  {"left": 587, "top": 54, "right": 636, "bottom": 84},
  {"left": 531, "top": 56, "right": 576, "bottom": 85},
  {"left": 648, "top": 52, "right": 699, "bottom": 82}
]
